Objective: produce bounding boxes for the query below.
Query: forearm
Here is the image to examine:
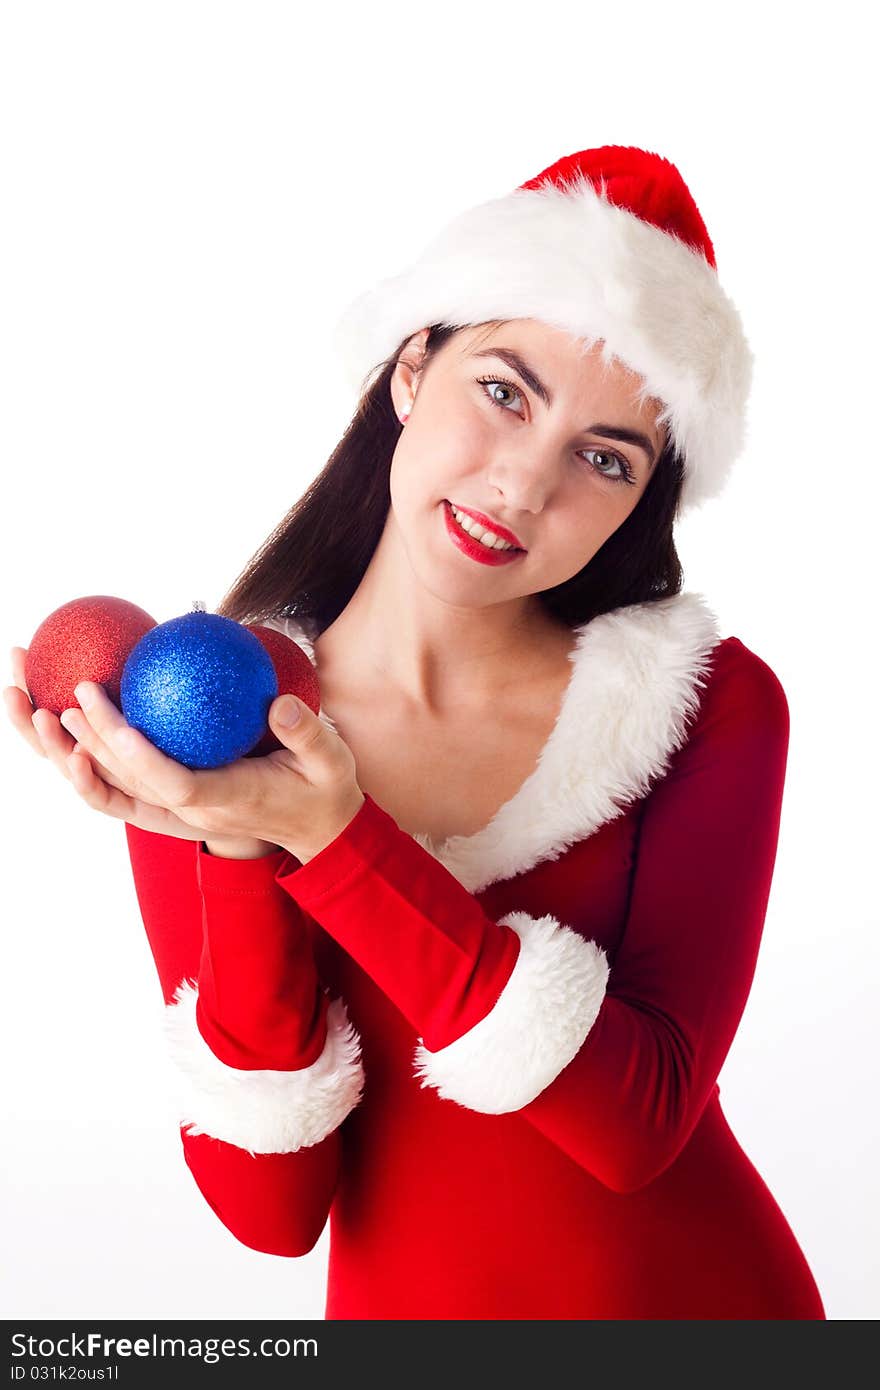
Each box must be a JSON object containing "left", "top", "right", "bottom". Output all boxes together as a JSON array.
[{"left": 124, "top": 821, "right": 361, "bottom": 1257}]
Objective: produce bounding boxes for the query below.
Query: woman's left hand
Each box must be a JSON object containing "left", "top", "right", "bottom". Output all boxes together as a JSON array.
[{"left": 60, "top": 682, "right": 365, "bottom": 864}]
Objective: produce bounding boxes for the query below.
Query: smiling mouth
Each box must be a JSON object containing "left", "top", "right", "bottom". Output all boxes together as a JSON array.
[{"left": 445, "top": 500, "right": 526, "bottom": 552}]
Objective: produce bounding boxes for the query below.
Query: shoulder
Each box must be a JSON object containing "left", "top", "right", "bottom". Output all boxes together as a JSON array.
[
  {"left": 689, "top": 635, "right": 790, "bottom": 747},
  {"left": 643, "top": 634, "right": 792, "bottom": 812}
]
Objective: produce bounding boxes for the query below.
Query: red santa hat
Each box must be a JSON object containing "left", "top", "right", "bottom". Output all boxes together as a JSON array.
[{"left": 332, "top": 145, "right": 753, "bottom": 516}]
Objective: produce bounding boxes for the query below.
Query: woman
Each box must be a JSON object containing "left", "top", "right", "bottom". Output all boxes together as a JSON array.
[{"left": 7, "top": 146, "right": 826, "bottom": 1319}]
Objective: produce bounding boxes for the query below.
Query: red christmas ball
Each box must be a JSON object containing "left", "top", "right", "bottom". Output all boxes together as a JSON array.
[
  {"left": 26, "top": 595, "right": 158, "bottom": 716},
  {"left": 244, "top": 623, "right": 322, "bottom": 757}
]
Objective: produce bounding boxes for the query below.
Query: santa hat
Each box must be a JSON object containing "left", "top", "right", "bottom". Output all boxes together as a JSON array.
[{"left": 332, "top": 145, "right": 753, "bottom": 516}]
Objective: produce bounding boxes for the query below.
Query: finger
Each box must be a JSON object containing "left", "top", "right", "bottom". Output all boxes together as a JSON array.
[
  {"left": 6, "top": 649, "right": 91, "bottom": 772},
  {"left": 6, "top": 645, "right": 46, "bottom": 756},
  {"left": 11, "top": 646, "right": 30, "bottom": 695},
  {"left": 269, "top": 695, "right": 349, "bottom": 782},
  {"left": 65, "top": 744, "right": 141, "bottom": 820},
  {"left": 30, "top": 706, "right": 95, "bottom": 785},
  {"left": 29, "top": 707, "right": 144, "bottom": 798},
  {"left": 64, "top": 744, "right": 197, "bottom": 833},
  {"left": 66, "top": 739, "right": 145, "bottom": 797},
  {"left": 3, "top": 682, "right": 48, "bottom": 760},
  {"left": 74, "top": 681, "right": 200, "bottom": 808},
  {"left": 65, "top": 746, "right": 230, "bottom": 843},
  {"left": 66, "top": 751, "right": 209, "bottom": 839},
  {"left": 57, "top": 705, "right": 158, "bottom": 800}
]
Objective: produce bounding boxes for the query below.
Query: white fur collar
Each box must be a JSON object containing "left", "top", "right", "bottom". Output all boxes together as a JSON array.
[{"left": 264, "top": 591, "right": 721, "bottom": 893}]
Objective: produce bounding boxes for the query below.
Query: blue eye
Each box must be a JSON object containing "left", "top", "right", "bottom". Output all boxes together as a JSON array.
[{"left": 475, "top": 375, "right": 637, "bottom": 486}]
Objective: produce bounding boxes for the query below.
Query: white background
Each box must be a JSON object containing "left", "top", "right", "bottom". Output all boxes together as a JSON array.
[{"left": 1, "top": 0, "right": 877, "bottom": 1322}]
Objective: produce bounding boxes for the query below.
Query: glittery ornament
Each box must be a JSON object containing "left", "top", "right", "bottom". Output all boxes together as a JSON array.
[
  {"left": 25, "top": 595, "right": 158, "bottom": 716},
  {"left": 120, "top": 604, "right": 278, "bottom": 770},
  {"left": 244, "top": 623, "right": 321, "bottom": 758}
]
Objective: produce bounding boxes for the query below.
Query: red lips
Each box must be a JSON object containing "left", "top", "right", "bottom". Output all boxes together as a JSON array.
[
  {"left": 442, "top": 501, "right": 526, "bottom": 567},
  {"left": 446, "top": 501, "right": 526, "bottom": 551}
]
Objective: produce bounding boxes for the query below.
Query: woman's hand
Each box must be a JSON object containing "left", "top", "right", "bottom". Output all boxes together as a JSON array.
[
  {"left": 4, "top": 647, "right": 363, "bottom": 860},
  {"left": 60, "top": 679, "right": 365, "bottom": 864},
  {"left": 4, "top": 646, "right": 211, "bottom": 842}
]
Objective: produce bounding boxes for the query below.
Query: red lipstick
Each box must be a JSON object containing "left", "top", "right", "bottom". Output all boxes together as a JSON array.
[
  {"left": 442, "top": 500, "right": 526, "bottom": 567},
  {"left": 448, "top": 501, "right": 525, "bottom": 550}
]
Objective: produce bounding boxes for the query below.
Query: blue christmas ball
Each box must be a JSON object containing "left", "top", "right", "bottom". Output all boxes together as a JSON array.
[{"left": 120, "top": 611, "right": 279, "bottom": 769}]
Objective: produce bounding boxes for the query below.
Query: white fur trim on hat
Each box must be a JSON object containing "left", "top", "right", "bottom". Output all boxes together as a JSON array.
[
  {"left": 162, "top": 979, "right": 365, "bottom": 1156},
  {"left": 333, "top": 174, "right": 753, "bottom": 515},
  {"left": 412, "top": 911, "right": 609, "bottom": 1114}
]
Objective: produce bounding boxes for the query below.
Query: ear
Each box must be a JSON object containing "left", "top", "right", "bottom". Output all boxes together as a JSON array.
[{"left": 390, "top": 327, "right": 429, "bottom": 420}]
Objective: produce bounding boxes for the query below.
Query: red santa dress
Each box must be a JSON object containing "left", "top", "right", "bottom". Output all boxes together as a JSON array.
[{"left": 124, "top": 590, "right": 826, "bottom": 1320}]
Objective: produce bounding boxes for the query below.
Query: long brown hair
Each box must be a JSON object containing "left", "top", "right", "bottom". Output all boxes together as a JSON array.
[{"left": 215, "top": 321, "right": 685, "bottom": 636}]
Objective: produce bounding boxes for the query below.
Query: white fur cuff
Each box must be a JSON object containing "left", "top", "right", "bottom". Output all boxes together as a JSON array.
[
  {"left": 162, "top": 979, "right": 365, "bottom": 1156},
  {"left": 412, "top": 912, "right": 609, "bottom": 1114}
]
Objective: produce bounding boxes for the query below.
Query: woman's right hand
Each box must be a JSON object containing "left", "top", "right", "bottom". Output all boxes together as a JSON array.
[{"left": 3, "top": 645, "right": 276, "bottom": 854}]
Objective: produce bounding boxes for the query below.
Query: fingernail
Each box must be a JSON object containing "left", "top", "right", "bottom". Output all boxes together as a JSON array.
[
  {"left": 277, "top": 697, "right": 301, "bottom": 727},
  {"left": 74, "top": 683, "right": 93, "bottom": 709}
]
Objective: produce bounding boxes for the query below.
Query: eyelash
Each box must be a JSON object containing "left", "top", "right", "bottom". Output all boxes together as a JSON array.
[{"left": 475, "top": 375, "right": 637, "bottom": 486}]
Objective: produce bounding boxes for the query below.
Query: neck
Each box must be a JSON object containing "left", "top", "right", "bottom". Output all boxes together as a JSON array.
[{"left": 313, "top": 512, "right": 571, "bottom": 714}]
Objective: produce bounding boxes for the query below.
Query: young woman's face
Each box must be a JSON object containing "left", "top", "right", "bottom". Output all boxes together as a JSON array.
[{"left": 387, "top": 318, "right": 668, "bottom": 608}]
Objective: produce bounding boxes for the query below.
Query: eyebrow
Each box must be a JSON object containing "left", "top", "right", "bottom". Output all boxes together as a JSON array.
[{"left": 470, "top": 346, "right": 659, "bottom": 469}]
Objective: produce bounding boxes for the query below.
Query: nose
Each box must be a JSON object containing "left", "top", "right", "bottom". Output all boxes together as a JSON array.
[{"left": 484, "top": 448, "right": 558, "bottom": 515}]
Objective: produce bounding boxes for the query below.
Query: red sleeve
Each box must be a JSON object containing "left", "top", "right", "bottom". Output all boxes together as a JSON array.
[
  {"left": 273, "top": 640, "right": 789, "bottom": 1195},
  {"left": 124, "top": 825, "right": 365, "bottom": 1255}
]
